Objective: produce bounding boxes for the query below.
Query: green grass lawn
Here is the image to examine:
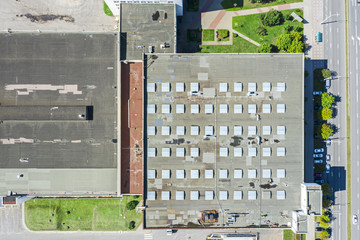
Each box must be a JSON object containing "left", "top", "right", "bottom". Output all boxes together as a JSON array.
[
  {"left": 187, "top": 0, "right": 199, "bottom": 11},
  {"left": 221, "top": 0, "right": 303, "bottom": 11},
  {"left": 283, "top": 229, "right": 295, "bottom": 240},
  {"left": 203, "top": 29, "right": 215, "bottom": 41},
  {"left": 25, "top": 196, "right": 142, "bottom": 231},
  {"left": 232, "top": 9, "right": 303, "bottom": 46},
  {"left": 188, "top": 29, "right": 201, "bottom": 42},
  {"left": 201, "top": 33, "right": 258, "bottom": 53},
  {"left": 104, "top": 1, "right": 113, "bottom": 16}
]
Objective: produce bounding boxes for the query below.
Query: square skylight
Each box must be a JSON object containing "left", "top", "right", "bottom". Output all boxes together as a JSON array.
[
  {"left": 262, "top": 147, "right": 271, "bottom": 157},
  {"left": 219, "top": 104, "right": 228, "bottom": 113},
  {"left": 263, "top": 104, "right": 271, "bottom": 113},
  {"left": 205, "top": 104, "right": 214, "bottom": 114},
  {"left": 190, "top": 148, "right": 200, "bottom": 157},
  {"left": 190, "top": 125, "right": 200, "bottom": 135},
  {"left": 248, "top": 104, "right": 257, "bottom": 114},
  {"left": 162, "top": 104, "right": 171, "bottom": 114},
  {"left": 162, "top": 148, "right": 171, "bottom": 157},
  {"left": 190, "top": 191, "right": 199, "bottom": 200},
  {"left": 176, "top": 148, "right": 185, "bottom": 157},
  {"left": 219, "top": 191, "right": 228, "bottom": 200},
  {"left": 162, "top": 126, "right": 170, "bottom": 135},
  {"left": 277, "top": 126, "right": 286, "bottom": 135},
  {"left": 176, "top": 82, "right": 185, "bottom": 92},
  {"left": 148, "top": 148, "right": 156, "bottom": 157},
  {"left": 248, "top": 190, "right": 257, "bottom": 200},
  {"left": 262, "top": 169, "right": 271, "bottom": 178},
  {"left": 277, "top": 82, "right": 286, "bottom": 92},
  {"left": 205, "top": 169, "right": 214, "bottom": 179},
  {"left": 263, "top": 126, "right": 271, "bottom": 135},
  {"left": 234, "top": 82, "right": 243, "bottom": 92},
  {"left": 234, "top": 169, "right": 243, "bottom": 179},
  {"left": 248, "top": 126, "right": 257, "bottom": 136},
  {"left": 219, "top": 83, "right": 228, "bottom": 92},
  {"left": 248, "top": 82, "right": 257, "bottom": 92},
  {"left": 147, "top": 104, "right": 156, "bottom": 114},
  {"left": 205, "top": 191, "right": 214, "bottom": 200},
  {"left": 219, "top": 148, "right": 229, "bottom": 157},
  {"left": 176, "top": 191, "right": 185, "bottom": 200},
  {"left": 162, "top": 82, "right": 170, "bottom": 92},
  {"left": 205, "top": 126, "right": 214, "bottom": 136},
  {"left": 176, "top": 104, "right": 185, "bottom": 114},
  {"left": 176, "top": 126, "right": 185, "bottom": 135},
  {"left": 263, "top": 82, "right": 271, "bottom": 92},
  {"left": 277, "top": 190, "right": 286, "bottom": 200},
  {"left": 234, "top": 148, "right": 243, "bottom": 157},
  {"left": 147, "top": 83, "right": 156, "bottom": 92},
  {"left": 248, "top": 147, "right": 257, "bottom": 157},
  {"left": 277, "top": 169, "right": 286, "bottom": 178},
  {"left": 277, "top": 147, "right": 286, "bottom": 156},
  {"left": 234, "top": 191, "right": 243, "bottom": 200},
  {"left": 248, "top": 169, "right": 257, "bottom": 179},
  {"left": 148, "top": 169, "right": 156, "bottom": 179},
  {"left": 148, "top": 126, "right": 156, "bottom": 136},
  {"left": 190, "top": 82, "right": 199, "bottom": 92},
  {"left": 191, "top": 104, "right": 200, "bottom": 114},
  {"left": 148, "top": 191, "right": 156, "bottom": 200},
  {"left": 161, "top": 191, "right": 170, "bottom": 200},
  {"left": 234, "top": 126, "right": 243, "bottom": 135},
  {"left": 277, "top": 104, "right": 286, "bottom": 113},
  {"left": 162, "top": 169, "right": 171, "bottom": 179},
  {"left": 234, "top": 104, "right": 243, "bottom": 114},
  {"left": 219, "top": 126, "right": 228, "bottom": 135},
  {"left": 191, "top": 169, "right": 200, "bottom": 179},
  {"left": 176, "top": 169, "right": 185, "bottom": 179},
  {"left": 219, "top": 169, "right": 228, "bottom": 179}
]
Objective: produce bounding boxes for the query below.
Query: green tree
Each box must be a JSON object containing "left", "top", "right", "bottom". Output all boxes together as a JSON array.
[
  {"left": 288, "top": 39, "right": 305, "bottom": 53},
  {"left": 321, "top": 123, "right": 333, "bottom": 139},
  {"left": 128, "top": 221, "right": 136, "bottom": 230},
  {"left": 258, "top": 43, "right": 273, "bottom": 53},
  {"left": 284, "top": 24, "right": 292, "bottom": 33},
  {"left": 321, "top": 182, "right": 333, "bottom": 196},
  {"left": 276, "top": 34, "right": 293, "bottom": 51},
  {"left": 293, "top": 26, "right": 302, "bottom": 32},
  {"left": 322, "top": 69, "right": 331, "bottom": 79},
  {"left": 321, "top": 230, "right": 330, "bottom": 238},
  {"left": 321, "top": 214, "right": 331, "bottom": 222},
  {"left": 321, "top": 107, "right": 333, "bottom": 120},
  {"left": 260, "top": 10, "right": 283, "bottom": 27},
  {"left": 256, "top": 26, "right": 268, "bottom": 36},
  {"left": 320, "top": 220, "right": 331, "bottom": 229},
  {"left": 322, "top": 197, "right": 333, "bottom": 208},
  {"left": 321, "top": 93, "right": 335, "bottom": 108},
  {"left": 126, "top": 200, "right": 139, "bottom": 210}
]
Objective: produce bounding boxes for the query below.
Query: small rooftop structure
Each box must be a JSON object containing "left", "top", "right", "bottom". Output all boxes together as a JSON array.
[
  {"left": 234, "top": 148, "right": 243, "bottom": 157},
  {"left": 148, "top": 169, "right": 156, "bottom": 179},
  {"left": 248, "top": 148, "right": 257, "bottom": 157},
  {"left": 176, "top": 126, "right": 185, "bottom": 135},
  {"left": 277, "top": 126, "right": 286, "bottom": 135},
  {"left": 191, "top": 104, "right": 200, "bottom": 114},
  {"left": 277, "top": 147, "right": 286, "bottom": 156},
  {"left": 277, "top": 169, "right": 286, "bottom": 178},
  {"left": 148, "top": 191, "right": 156, "bottom": 200},
  {"left": 248, "top": 104, "right": 257, "bottom": 114},
  {"left": 205, "top": 191, "right": 214, "bottom": 200},
  {"left": 277, "top": 104, "right": 286, "bottom": 113},
  {"left": 191, "top": 169, "right": 200, "bottom": 179},
  {"left": 248, "top": 82, "right": 257, "bottom": 92},
  {"left": 190, "top": 191, "right": 199, "bottom": 200},
  {"left": 147, "top": 83, "right": 156, "bottom": 92},
  {"left": 263, "top": 169, "right": 271, "bottom": 178},
  {"left": 162, "top": 169, "right": 171, "bottom": 179},
  {"left": 277, "top": 82, "right": 286, "bottom": 92},
  {"left": 277, "top": 190, "right": 286, "bottom": 200},
  {"left": 263, "top": 147, "right": 271, "bottom": 157},
  {"left": 148, "top": 126, "right": 156, "bottom": 136},
  {"left": 263, "top": 126, "right": 271, "bottom": 135},
  {"left": 219, "top": 169, "right": 228, "bottom": 179},
  {"left": 234, "top": 126, "right": 243, "bottom": 135},
  {"left": 219, "top": 191, "right": 228, "bottom": 200},
  {"left": 248, "top": 169, "right": 257, "bottom": 179},
  {"left": 161, "top": 191, "right": 170, "bottom": 200},
  {"left": 148, "top": 148, "right": 156, "bottom": 157},
  {"left": 191, "top": 126, "right": 200, "bottom": 135},
  {"left": 205, "top": 126, "right": 214, "bottom": 136},
  {"left": 162, "top": 148, "right": 171, "bottom": 157},
  {"left": 176, "top": 191, "right": 185, "bottom": 200},
  {"left": 263, "top": 82, "right": 271, "bottom": 92},
  {"left": 248, "top": 126, "right": 257, "bottom": 136},
  {"left": 148, "top": 104, "right": 156, "bottom": 114},
  {"left": 162, "top": 126, "right": 171, "bottom": 135},
  {"left": 205, "top": 169, "right": 214, "bottom": 179},
  {"left": 191, "top": 82, "right": 199, "bottom": 93},
  {"left": 219, "top": 126, "right": 228, "bottom": 135},
  {"left": 205, "top": 104, "right": 214, "bottom": 114},
  {"left": 263, "top": 104, "right": 271, "bottom": 113},
  {"left": 219, "top": 148, "right": 229, "bottom": 157},
  {"left": 234, "top": 169, "right": 243, "bottom": 179},
  {"left": 176, "top": 148, "right": 185, "bottom": 157},
  {"left": 234, "top": 191, "right": 243, "bottom": 200},
  {"left": 234, "top": 104, "right": 243, "bottom": 114},
  {"left": 190, "top": 148, "right": 200, "bottom": 157},
  {"left": 248, "top": 191, "right": 257, "bottom": 200},
  {"left": 219, "top": 104, "right": 228, "bottom": 113},
  {"left": 234, "top": 82, "right": 243, "bottom": 92},
  {"left": 162, "top": 82, "right": 170, "bottom": 92},
  {"left": 219, "top": 83, "right": 228, "bottom": 92},
  {"left": 176, "top": 104, "right": 185, "bottom": 114},
  {"left": 176, "top": 169, "right": 185, "bottom": 179},
  {"left": 176, "top": 82, "right": 185, "bottom": 92}
]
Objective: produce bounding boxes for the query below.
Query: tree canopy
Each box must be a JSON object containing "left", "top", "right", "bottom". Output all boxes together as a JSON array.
[
  {"left": 258, "top": 43, "right": 273, "bottom": 53},
  {"left": 276, "top": 32, "right": 305, "bottom": 53},
  {"left": 260, "top": 10, "right": 283, "bottom": 27},
  {"left": 321, "top": 93, "right": 335, "bottom": 108},
  {"left": 321, "top": 182, "right": 333, "bottom": 196},
  {"left": 321, "top": 123, "right": 334, "bottom": 139},
  {"left": 321, "top": 107, "right": 333, "bottom": 120},
  {"left": 322, "top": 69, "right": 331, "bottom": 79}
]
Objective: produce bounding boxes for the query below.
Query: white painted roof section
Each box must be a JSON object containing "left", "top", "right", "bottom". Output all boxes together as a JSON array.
[
  {"left": 219, "top": 83, "right": 228, "bottom": 92},
  {"left": 248, "top": 169, "right": 257, "bottom": 179},
  {"left": 277, "top": 126, "right": 286, "bottom": 135},
  {"left": 248, "top": 147, "right": 257, "bottom": 157},
  {"left": 162, "top": 169, "right": 171, "bottom": 179},
  {"left": 205, "top": 191, "right": 214, "bottom": 200},
  {"left": 176, "top": 191, "right": 185, "bottom": 200},
  {"left": 190, "top": 148, "right": 200, "bottom": 157},
  {"left": 148, "top": 191, "right": 156, "bottom": 200},
  {"left": 248, "top": 104, "right": 257, "bottom": 113},
  {"left": 147, "top": 104, "right": 156, "bottom": 114},
  {"left": 162, "top": 104, "right": 171, "bottom": 114},
  {"left": 190, "top": 82, "right": 199, "bottom": 92},
  {"left": 148, "top": 126, "right": 156, "bottom": 136},
  {"left": 204, "top": 104, "right": 214, "bottom": 114},
  {"left": 162, "top": 148, "right": 171, "bottom": 157},
  {"left": 190, "top": 191, "right": 199, "bottom": 200},
  {"left": 234, "top": 148, "right": 243, "bottom": 157},
  {"left": 277, "top": 147, "right": 286, "bottom": 156},
  {"left": 277, "top": 190, "right": 286, "bottom": 200},
  {"left": 176, "top": 82, "right": 185, "bottom": 92},
  {"left": 190, "top": 126, "right": 200, "bottom": 135},
  {"left": 161, "top": 191, "right": 170, "bottom": 200},
  {"left": 219, "top": 126, "right": 228, "bottom": 135},
  {"left": 234, "top": 82, "right": 243, "bottom": 92},
  {"left": 248, "top": 190, "right": 257, "bottom": 200},
  {"left": 148, "top": 169, "right": 156, "bottom": 179},
  {"left": 176, "top": 104, "right": 185, "bottom": 113},
  {"left": 277, "top": 104, "right": 286, "bottom": 113},
  {"left": 234, "top": 104, "right": 243, "bottom": 113},
  {"left": 162, "top": 126, "right": 170, "bottom": 135},
  {"left": 148, "top": 148, "right": 156, "bottom": 157},
  {"left": 248, "top": 82, "right": 257, "bottom": 92},
  {"left": 263, "top": 169, "right": 272, "bottom": 178},
  {"left": 263, "top": 104, "right": 271, "bottom": 113},
  {"left": 205, "top": 126, "right": 214, "bottom": 136},
  {"left": 176, "top": 169, "right": 185, "bottom": 179},
  {"left": 263, "top": 82, "right": 271, "bottom": 92},
  {"left": 234, "top": 126, "right": 243, "bottom": 135},
  {"left": 191, "top": 104, "right": 200, "bottom": 114},
  {"left": 263, "top": 126, "right": 271, "bottom": 135},
  {"left": 234, "top": 191, "right": 243, "bottom": 200},
  {"left": 176, "top": 126, "right": 185, "bottom": 135},
  {"left": 277, "top": 169, "right": 286, "bottom": 178},
  {"left": 205, "top": 169, "right": 214, "bottom": 179},
  {"left": 176, "top": 148, "right": 185, "bottom": 157},
  {"left": 219, "top": 191, "right": 228, "bottom": 200},
  {"left": 147, "top": 82, "right": 156, "bottom": 92},
  {"left": 191, "top": 169, "right": 200, "bottom": 179},
  {"left": 219, "top": 148, "right": 229, "bottom": 157},
  {"left": 277, "top": 82, "right": 286, "bottom": 92},
  {"left": 219, "top": 104, "right": 228, "bottom": 113},
  {"left": 234, "top": 169, "right": 243, "bottom": 179},
  {"left": 248, "top": 126, "right": 257, "bottom": 136},
  {"left": 162, "top": 82, "right": 170, "bottom": 92},
  {"left": 262, "top": 147, "right": 271, "bottom": 157},
  {"left": 219, "top": 169, "right": 228, "bottom": 179}
]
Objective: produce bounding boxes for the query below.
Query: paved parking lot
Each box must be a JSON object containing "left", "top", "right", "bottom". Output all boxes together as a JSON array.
[{"left": 0, "top": 0, "right": 117, "bottom": 32}]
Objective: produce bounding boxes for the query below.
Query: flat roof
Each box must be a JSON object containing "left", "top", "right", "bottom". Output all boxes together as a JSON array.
[
  {"left": 144, "top": 53, "right": 304, "bottom": 228},
  {"left": 0, "top": 33, "right": 118, "bottom": 195},
  {"left": 120, "top": 4, "right": 176, "bottom": 60}
]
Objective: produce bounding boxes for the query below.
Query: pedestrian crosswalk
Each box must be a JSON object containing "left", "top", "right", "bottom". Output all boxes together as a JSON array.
[{"left": 144, "top": 233, "right": 153, "bottom": 240}]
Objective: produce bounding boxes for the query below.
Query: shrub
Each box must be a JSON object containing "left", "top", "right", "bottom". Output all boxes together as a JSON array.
[
  {"left": 218, "top": 29, "right": 229, "bottom": 40},
  {"left": 284, "top": 14, "right": 293, "bottom": 21},
  {"left": 258, "top": 43, "right": 273, "bottom": 53},
  {"left": 260, "top": 10, "right": 283, "bottom": 27},
  {"left": 321, "top": 108, "right": 333, "bottom": 120},
  {"left": 276, "top": 34, "right": 293, "bottom": 51},
  {"left": 128, "top": 221, "right": 136, "bottom": 230},
  {"left": 322, "top": 69, "right": 331, "bottom": 79},
  {"left": 321, "top": 123, "right": 333, "bottom": 139},
  {"left": 126, "top": 200, "right": 139, "bottom": 210},
  {"left": 256, "top": 26, "right": 268, "bottom": 36},
  {"left": 293, "top": 26, "right": 302, "bottom": 32},
  {"left": 284, "top": 24, "right": 292, "bottom": 33}
]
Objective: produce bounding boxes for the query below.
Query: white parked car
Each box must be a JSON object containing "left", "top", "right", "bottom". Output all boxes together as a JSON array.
[
  {"left": 314, "top": 148, "right": 325, "bottom": 153},
  {"left": 353, "top": 215, "right": 358, "bottom": 224},
  {"left": 313, "top": 153, "right": 323, "bottom": 158}
]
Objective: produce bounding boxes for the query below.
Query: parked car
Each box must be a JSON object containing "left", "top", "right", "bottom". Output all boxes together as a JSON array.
[
  {"left": 325, "top": 77, "right": 331, "bottom": 90},
  {"left": 314, "top": 148, "right": 325, "bottom": 153},
  {"left": 315, "top": 173, "right": 323, "bottom": 177},
  {"left": 313, "top": 91, "right": 322, "bottom": 96},
  {"left": 326, "top": 139, "right": 331, "bottom": 147},
  {"left": 315, "top": 227, "right": 324, "bottom": 232},
  {"left": 314, "top": 159, "right": 323, "bottom": 164},
  {"left": 315, "top": 179, "right": 325, "bottom": 184},
  {"left": 313, "top": 153, "right": 323, "bottom": 158},
  {"left": 326, "top": 154, "right": 331, "bottom": 163},
  {"left": 353, "top": 215, "right": 358, "bottom": 225},
  {"left": 326, "top": 164, "right": 331, "bottom": 173}
]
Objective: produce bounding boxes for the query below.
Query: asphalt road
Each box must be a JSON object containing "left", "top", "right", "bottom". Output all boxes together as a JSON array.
[
  {"left": 322, "top": 0, "right": 348, "bottom": 239},
  {"left": 349, "top": 0, "right": 360, "bottom": 239}
]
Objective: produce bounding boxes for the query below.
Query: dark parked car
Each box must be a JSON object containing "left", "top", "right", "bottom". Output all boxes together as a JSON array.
[{"left": 316, "top": 227, "right": 324, "bottom": 232}]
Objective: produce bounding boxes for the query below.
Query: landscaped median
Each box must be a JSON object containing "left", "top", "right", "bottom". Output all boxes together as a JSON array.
[{"left": 25, "top": 196, "right": 142, "bottom": 231}]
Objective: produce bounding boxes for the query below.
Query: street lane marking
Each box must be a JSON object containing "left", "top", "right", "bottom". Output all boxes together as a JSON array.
[
  {"left": 339, "top": 172, "right": 341, "bottom": 178},
  {"left": 357, "top": 177, "right": 359, "bottom": 183},
  {"left": 337, "top": 43, "right": 339, "bottom": 49},
  {"left": 337, "top": 27, "right": 339, "bottom": 33},
  {"left": 330, "top": 43, "right": 332, "bottom": 48},
  {"left": 331, "top": 171, "right": 334, "bottom": 177}
]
